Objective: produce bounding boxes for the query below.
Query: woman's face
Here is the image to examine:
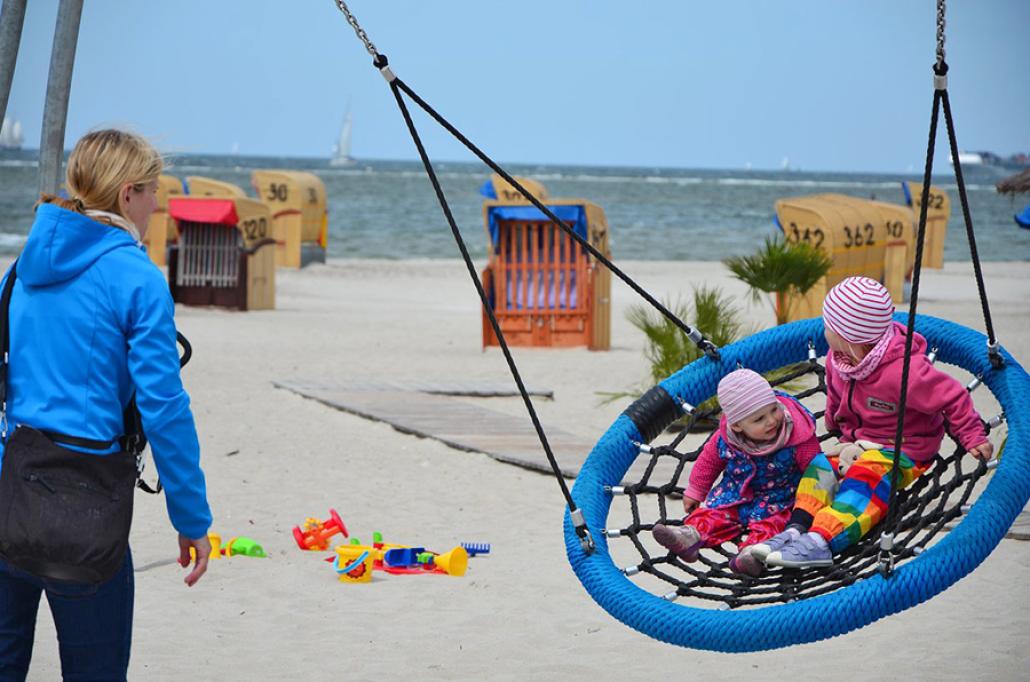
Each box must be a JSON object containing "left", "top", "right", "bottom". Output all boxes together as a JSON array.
[
  {"left": 730, "top": 402, "right": 784, "bottom": 442},
  {"left": 121, "top": 179, "right": 159, "bottom": 234}
]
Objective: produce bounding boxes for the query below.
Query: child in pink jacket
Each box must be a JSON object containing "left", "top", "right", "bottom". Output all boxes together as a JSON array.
[
  {"left": 651, "top": 369, "right": 830, "bottom": 576},
  {"left": 764, "top": 276, "right": 993, "bottom": 569}
]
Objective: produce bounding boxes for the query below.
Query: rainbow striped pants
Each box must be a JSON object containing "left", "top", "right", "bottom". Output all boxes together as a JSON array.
[{"left": 796, "top": 449, "right": 926, "bottom": 554}]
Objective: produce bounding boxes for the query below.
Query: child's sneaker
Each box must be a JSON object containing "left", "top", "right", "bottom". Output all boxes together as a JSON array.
[
  {"left": 750, "top": 527, "right": 801, "bottom": 562},
  {"left": 729, "top": 546, "right": 764, "bottom": 577},
  {"left": 651, "top": 523, "right": 703, "bottom": 562},
  {"left": 764, "top": 532, "right": 833, "bottom": 569}
]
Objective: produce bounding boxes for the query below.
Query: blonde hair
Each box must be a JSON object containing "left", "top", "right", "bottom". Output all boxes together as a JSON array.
[{"left": 37, "top": 129, "right": 163, "bottom": 217}]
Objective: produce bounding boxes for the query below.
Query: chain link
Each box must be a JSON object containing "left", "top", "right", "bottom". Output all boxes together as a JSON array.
[
  {"left": 334, "top": 0, "right": 379, "bottom": 58},
  {"left": 935, "top": 0, "right": 946, "bottom": 68}
]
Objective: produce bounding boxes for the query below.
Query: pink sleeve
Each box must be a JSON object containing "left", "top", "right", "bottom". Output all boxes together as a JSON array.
[
  {"left": 793, "top": 435, "right": 823, "bottom": 471},
  {"left": 824, "top": 368, "right": 841, "bottom": 433},
  {"left": 685, "top": 436, "right": 725, "bottom": 502},
  {"left": 906, "top": 359, "right": 988, "bottom": 451}
]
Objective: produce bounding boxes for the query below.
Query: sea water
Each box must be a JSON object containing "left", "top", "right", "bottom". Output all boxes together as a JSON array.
[{"left": 1, "top": 151, "right": 1026, "bottom": 261}]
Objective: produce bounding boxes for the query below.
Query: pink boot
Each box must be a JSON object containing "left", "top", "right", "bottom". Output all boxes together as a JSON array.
[{"left": 651, "top": 524, "right": 703, "bottom": 562}]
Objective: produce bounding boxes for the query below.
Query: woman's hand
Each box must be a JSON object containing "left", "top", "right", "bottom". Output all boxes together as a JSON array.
[
  {"left": 178, "top": 533, "right": 212, "bottom": 587},
  {"left": 967, "top": 441, "right": 994, "bottom": 461},
  {"left": 682, "top": 496, "right": 701, "bottom": 515}
]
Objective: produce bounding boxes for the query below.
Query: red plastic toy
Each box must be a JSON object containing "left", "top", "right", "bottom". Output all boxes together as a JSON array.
[{"left": 293, "top": 508, "right": 349, "bottom": 551}]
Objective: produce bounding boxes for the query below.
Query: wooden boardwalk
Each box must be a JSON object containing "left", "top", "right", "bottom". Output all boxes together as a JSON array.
[{"left": 274, "top": 379, "right": 591, "bottom": 477}]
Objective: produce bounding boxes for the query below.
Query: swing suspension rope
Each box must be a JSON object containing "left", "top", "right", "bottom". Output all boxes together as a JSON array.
[
  {"left": 332, "top": 0, "right": 721, "bottom": 552},
  {"left": 879, "top": 0, "right": 1003, "bottom": 575}
]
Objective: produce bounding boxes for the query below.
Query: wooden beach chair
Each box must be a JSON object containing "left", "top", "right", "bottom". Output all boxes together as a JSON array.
[
  {"left": 480, "top": 198, "right": 611, "bottom": 350},
  {"left": 901, "top": 182, "right": 950, "bottom": 269},
  {"left": 166, "top": 197, "right": 276, "bottom": 311},
  {"left": 775, "top": 193, "right": 912, "bottom": 320},
  {"left": 251, "top": 170, "right": 328, "bottom": 267},
  {"left": 480, "top": 172, "right": 550, "bottom": 204},
  {"left": 185, "top": 176, "right": 247, "bottom": 198}
]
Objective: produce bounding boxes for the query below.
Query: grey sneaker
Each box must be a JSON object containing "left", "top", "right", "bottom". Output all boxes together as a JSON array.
[
  {"left": 764, "top": 533, "right": 834, "bottom": 569},
  {"left": 729, "top": 546, "right": 764, "bottom": 577},
  {"left": 750, "top": 528, "right": 801, "bottom": 562},
  {"left": 651, "top": 523, "right": 703, "bottom": 562}
]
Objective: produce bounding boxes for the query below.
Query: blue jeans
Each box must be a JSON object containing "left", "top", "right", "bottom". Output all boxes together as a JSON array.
[{"left": 0, "top": 550, "right": 133, "bottom": 681}]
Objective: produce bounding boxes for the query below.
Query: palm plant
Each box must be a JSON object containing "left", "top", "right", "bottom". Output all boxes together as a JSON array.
[
  {"left": 628, "top": 286, "right": 747, "bottom": 385},
  {"left": 599, "top": 286, "right": 747, "bottom": 416},
  {"left": 603, "top": 284, "right": 809, "bottom": 433},
  {"left": 723, "top": 236, "right": 832, "bottom": 325}
]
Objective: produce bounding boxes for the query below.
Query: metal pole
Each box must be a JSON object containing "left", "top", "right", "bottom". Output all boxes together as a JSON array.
[
  {"left": 38, "top": 0, "right": 83, "bottom": 196},
  {"left": 0, "top": 0, "right": 28, "bottom": 126}
]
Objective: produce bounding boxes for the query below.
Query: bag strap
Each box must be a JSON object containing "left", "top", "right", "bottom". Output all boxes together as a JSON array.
[{"left": 0, "top": 261, "right": 18, "bottom": 440}]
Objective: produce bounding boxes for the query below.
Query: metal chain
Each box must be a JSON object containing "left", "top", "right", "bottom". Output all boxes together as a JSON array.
[
  {"left": 936, "top": 0, "right": 946, "bottom": 69},
  {"left": 334, "top": 0, "right": 379, "bottom": 58}
]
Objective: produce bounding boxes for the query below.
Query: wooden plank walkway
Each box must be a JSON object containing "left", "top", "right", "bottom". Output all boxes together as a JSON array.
[
  {"left": 274, "top": 379, "right": 588, "bottom": 477},
  {"left": 275, "top": 379, "right": 553, "bottom": 399}
]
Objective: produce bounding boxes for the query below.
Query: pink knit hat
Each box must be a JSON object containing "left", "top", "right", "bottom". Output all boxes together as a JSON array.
[
  {"left": 822, "top": 276, "right": 895, "bottom": 344},
  {"left": 718, "top": 369, "right": 777, "bottom": 425}
]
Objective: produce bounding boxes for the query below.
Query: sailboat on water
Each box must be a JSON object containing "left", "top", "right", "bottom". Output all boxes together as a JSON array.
[
  {"left": 330, "top": 107, "right": 355, "bottom": 167},
  {"left": 0, "top": 117, "right": 24, "bottom": 150}
]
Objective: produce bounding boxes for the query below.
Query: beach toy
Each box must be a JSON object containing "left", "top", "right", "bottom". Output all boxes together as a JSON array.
[
  {"left": 461, "top": 543, "right": 490, "bottom": 557},
  {"left": 293, "top": 508, "right": 349, "bottom": 551},
  {"left": 382, "top": 547, "right": 424, "bottom": 568},
  {"left": 333, "top": 546, "right": 373, "bottom": 583},
  {"left": 222, "top": 537, "right": 267, "bottom": 558},
  {"left": 189, "top": 532, "right": 222, "bottom": 561},
  {"left": 416, "top": 547, "right": 468, "bottom": 577}
]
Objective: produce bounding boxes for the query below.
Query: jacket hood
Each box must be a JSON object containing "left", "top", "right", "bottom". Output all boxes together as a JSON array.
[
  {"left": 876, "top": 321, "right": 928, "bottom": 368},
  {"left": 17, "top": 203, "right": 138, "bottom": 287}
]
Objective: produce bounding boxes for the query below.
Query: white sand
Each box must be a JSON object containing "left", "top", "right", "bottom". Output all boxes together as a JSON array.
[{"left": 23, "top": 259, "right": 1030, "bottom": 680}]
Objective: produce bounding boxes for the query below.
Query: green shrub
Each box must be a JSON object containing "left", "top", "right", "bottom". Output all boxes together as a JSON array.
[{"left": 724, "top": 236, "right": 832, "bottom": 325}]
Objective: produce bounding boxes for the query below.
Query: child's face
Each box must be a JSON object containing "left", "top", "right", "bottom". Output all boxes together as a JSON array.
[
  {"left": 730, "top": 402, "right": 784, "bottom": 442},
  {"left": 825, "top": 327, "right": 871, "bottom": 361}
]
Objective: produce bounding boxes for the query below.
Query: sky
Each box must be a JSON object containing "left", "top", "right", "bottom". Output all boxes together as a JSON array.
[{"left": 5, "top": 1, "right": 1029, "bottom": 173}]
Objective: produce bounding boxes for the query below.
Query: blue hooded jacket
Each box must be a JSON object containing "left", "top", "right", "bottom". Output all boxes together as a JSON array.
[{"left": 0, "top": 203, "right": 212, "bottom": 539}]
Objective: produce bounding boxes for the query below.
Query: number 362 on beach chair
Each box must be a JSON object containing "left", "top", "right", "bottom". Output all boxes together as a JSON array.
[{"left": 479, "top": 199, "right": 612, "bottom": 350}]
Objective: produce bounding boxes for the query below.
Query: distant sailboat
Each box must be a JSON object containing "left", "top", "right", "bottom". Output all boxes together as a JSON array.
[
  {"left": 0, "top": 118, "right": 24, "bottom": 150},
  {"left": 330, "top": 107, "right": 355, "bottom": 167}
]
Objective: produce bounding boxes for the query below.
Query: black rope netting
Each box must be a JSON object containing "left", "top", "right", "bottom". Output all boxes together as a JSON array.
[{"left": 604, "top": 347, "right": 1001, "bottom": 608}]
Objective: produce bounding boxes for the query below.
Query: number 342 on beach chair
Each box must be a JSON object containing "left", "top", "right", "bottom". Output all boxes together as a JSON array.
[{"left": 480, "top": 198, "right": 612, "bottom": 350}]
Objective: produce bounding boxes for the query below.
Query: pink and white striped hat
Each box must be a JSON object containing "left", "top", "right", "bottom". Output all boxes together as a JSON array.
[
  {"left": 822, "top": 276, "right": 895, "bottom": 344},
  {"left": 718, "top": 369, "right": 777, "bottom": 425}
]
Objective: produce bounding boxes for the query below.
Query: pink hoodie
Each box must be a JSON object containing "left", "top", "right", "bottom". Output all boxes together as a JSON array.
[
  {"left": 685, "top": 395, "right": 821, "bottom": 502},
  {"left": 825, "top": 321, "right": 988, "bottom": 462}
]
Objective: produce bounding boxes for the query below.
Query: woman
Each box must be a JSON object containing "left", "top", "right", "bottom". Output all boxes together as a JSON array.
[{"left": 0, "top": 129, "right": 212, "bottom": 681}]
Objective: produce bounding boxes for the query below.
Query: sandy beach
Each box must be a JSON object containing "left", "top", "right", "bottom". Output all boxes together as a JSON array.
[{"left": 20, "top": 257, "right": 1030, "bottom": 680}]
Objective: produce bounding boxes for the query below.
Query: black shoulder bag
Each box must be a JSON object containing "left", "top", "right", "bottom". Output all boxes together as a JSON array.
[{"left": 0, "top": 262, "right": 179, "bottom": 584}]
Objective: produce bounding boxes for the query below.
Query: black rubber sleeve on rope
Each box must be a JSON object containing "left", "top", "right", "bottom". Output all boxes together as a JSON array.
[{"left": 624, "top": 386, "right": 681, "bottom": 443}]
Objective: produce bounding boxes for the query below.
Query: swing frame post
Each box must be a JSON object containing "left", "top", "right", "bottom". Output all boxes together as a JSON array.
[{"left": 38, "top": 0, "right": 84, "bottom": 197}]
